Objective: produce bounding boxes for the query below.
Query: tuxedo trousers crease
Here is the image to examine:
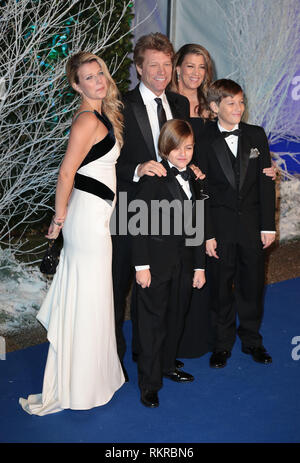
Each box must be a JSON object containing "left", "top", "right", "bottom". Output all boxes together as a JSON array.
[
  {"left": 208, "top": 241, "right": 265, "bottom": 351},
  {"left": 137, "top": 261, "right": 193, "bottom": 392},
  {"left": 234, "top": 243, "right": 264, "bottom": 347},
  {"left": 112, "top": 233, "right": 135, "bottom": 361}
]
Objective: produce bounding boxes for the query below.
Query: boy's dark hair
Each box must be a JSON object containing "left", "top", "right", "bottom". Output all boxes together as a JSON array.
[
  {"left": 207, "top": 79, "right": 243, "bottom": 106},
  {"left": 133, "top": 32, "right": 174, "bottom": 79},
  {"left": 158, "top": 119, "right": 194, "bottom": 160}
]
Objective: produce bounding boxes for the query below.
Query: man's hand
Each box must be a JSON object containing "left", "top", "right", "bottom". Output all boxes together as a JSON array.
[
  {"left": 137, "top": 161, "right": 167, "bottom": 178},
  {"left": 193, "top": 270, "right": 206, "bottom": 289},
  {"left": 189, "top": 164, "right": 206, "bottom": 180},
  {"left": 206, "top": 238, "right": 219, "bottom": 259},
  {"left": 136, "top": 269, "right": 151, "bottom": 288},
  {"left": 261, "top": 232, "right": 276, "bottom": 249}
]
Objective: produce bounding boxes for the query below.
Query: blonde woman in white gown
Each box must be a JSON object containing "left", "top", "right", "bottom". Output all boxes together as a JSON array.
[{"left": 19, "top": 52, "right": 125, "bottom": 415}]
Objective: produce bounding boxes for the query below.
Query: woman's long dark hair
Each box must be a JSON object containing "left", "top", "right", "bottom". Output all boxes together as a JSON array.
[{"left": 170, "top": 43, "right": 214, "bottom": 118}]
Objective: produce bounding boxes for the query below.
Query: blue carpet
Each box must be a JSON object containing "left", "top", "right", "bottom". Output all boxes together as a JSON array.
[{"left": 0, "top": 278, "right": 300, "bottom": 443}]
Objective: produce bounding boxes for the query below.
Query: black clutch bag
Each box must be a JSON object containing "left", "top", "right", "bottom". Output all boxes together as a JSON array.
[{"left": 40, "top": 239, "right": 61, "bottom": 275}]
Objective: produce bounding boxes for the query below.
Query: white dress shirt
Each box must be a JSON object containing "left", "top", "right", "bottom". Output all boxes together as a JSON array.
[
  {"left": 133, "top": 82, "right": 173, "bottom": 182},
  {"left": 218, "top": 121, "right": 239, "bottom": 156}
]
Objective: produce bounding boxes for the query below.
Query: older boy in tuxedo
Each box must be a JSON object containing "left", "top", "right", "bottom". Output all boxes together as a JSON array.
[
  {"left": 132, "top": 119, "right": 206, "bottom": 407},
  {"left": 198, "top": 79, "right": 276, "bottom": 368}
]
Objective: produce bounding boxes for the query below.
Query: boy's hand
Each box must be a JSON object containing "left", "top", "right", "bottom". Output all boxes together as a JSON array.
[
  {"left": 206, "top": 238, "right": 219, "bottom": 259},
  {"left": 137, "top": 161, "right": 167, "bottom": 178},
  {"left": 136, "top": 269, "right": 151, "bottom": 288},
  {"left": 261, "top": 232, "right": 276, "bottom": 249},
  {"left": 193, "top": 270, "right": 206, "bottom": 289}
]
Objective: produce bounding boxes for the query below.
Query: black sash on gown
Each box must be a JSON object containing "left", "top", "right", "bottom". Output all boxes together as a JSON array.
[{"left": 73, "top": 110, "right": 116, "bottom": 204}]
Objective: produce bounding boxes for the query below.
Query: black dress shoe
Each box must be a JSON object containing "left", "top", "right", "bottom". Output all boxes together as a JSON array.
[
  {"left": 242, "top": 346, "right": 272, "bottom": 364},
  {"left": 209, "top": 350, "right": 231, "bottom": 368},
  {"left": 121, "top": 362, "right": 129, "bottom": 382},
  {"left": 175, "top": 359, "right": 184, "bottom": 369},
  {"left": 140, "top": 390, "right": 159, "bottom": 408},
  {"left": 163, "top": 368, "right": 194, "bottom": 382}
]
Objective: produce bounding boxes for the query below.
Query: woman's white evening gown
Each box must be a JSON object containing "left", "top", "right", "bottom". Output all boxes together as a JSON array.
[{"left": 19, "top": 111, "right": 124, "bottom": 415}]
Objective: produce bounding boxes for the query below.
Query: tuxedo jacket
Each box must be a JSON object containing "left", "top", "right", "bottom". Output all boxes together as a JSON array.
[
  {"left": 116, "top": 85, "right": 190, "bottom": 202},
  {"left": 131, "top": 159, "right": 205, "bottom": 278},
  {"left": 195, "top": 121, "right": 275, "bottom": 245}
]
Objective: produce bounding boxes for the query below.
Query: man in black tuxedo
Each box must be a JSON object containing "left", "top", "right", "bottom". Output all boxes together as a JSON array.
[
  {"left": 132, "top": 119, "right": 206, "bottom": 407},
  {"left": 112, "top": 33, "right": 191, "bottom": 380},
  {"left": 197, "top": 79, "right": 276, "bottom": 368}
]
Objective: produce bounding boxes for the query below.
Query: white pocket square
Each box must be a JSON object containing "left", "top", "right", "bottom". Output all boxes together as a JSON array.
[{"left": 249, "top": 148, "right": 260, "bottom": 159}]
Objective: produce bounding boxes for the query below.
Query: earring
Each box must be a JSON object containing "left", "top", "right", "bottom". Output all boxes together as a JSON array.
[{"left": 177, "top": 71, "right": 180, "bottom": 80}]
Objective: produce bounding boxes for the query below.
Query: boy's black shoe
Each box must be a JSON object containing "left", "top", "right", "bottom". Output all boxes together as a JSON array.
[
  {"left": 141, "top": 390, "right": 159, "bottom": 408},
  {"left": 242, "top": 346, "right": 272, "bottom": 364},
  {"left": 210, "top": 350, "right": 231, "bottom": 368},
  {"left": 163, "top": 368, "right": 194, "bottom": 382}
]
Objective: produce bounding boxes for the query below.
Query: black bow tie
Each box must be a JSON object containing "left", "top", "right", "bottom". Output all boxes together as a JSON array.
[
  {"left": 171, "top": 167, "right": 191, "bottom": 181},
  {"left": 221, "top": 129, "right": 241, "bottom": 138}
]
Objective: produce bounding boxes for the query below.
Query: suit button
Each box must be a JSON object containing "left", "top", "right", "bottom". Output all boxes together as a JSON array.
[{"left": 238, "top": 195, "right": 242, "bottom": 201}]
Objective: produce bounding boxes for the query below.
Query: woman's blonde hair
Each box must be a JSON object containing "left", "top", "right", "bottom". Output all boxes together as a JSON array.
[
  {"left": 66, "top": 51, "right": 123, "bottom": 147},
  {"left": 158, "top": 119, "right": 194, "bottom": 160},
  {"left": 169, "top": 44, "right": 214, "bottom": 118}
]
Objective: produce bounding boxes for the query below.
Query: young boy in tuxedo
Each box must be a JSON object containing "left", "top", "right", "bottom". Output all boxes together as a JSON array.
[
  {"left": 199, "top": 79, "right": 276, "bottom": 368},
  {"left": 132, "top": 119, "right": 206, "bottom": 407}
]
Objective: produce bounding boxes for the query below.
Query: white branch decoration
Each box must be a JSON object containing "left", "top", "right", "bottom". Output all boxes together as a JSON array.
[
  {"left": 215, "top": 0, "right": 300, "bottom": 240},
  {"left": 0, "top": 0, "right": 154, "bottom": 266},
  {"left": 215, "top": 0, "right": 300, "bottom": 144}
]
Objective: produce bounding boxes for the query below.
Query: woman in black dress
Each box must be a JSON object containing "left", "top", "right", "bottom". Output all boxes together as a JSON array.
[
  {"left": 170, "top": 43, "right": 214, "bottom": 136},
  {"left": 169, "top": 44, "right": 276, "bottom": 358},
  {"left": 169, "top": 43, "right": 215, "bottom": 358}
]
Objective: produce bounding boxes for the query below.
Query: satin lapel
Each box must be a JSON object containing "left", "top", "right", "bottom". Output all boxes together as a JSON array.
[
  {"left": 162, "top": 160, "right": 186, "bottom": 219},
  {"left": 190, "top": 175, "right": 200, "bottom": 201},
  {"left": 165, "top": 164, "right": 196, "bottom": 229},
  {"left": 238, "top": 131, "right": 251, "bottom": 191},
  {"left": 212, "top": 136, "right": 236, "bottom": 190},
  {"left": 188, "top": 176, "right": 198, "bottom": 226},
  {"left": 130, "top": 89, "right": 156, "bottom": 161},
  {"left": 165, "top": 175, "right": 186, "bottom": 201}
]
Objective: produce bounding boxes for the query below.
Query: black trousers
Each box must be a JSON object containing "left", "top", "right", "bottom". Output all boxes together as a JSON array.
[
  {"left": 112, "top": 233, "right": 136, "bottom": 362},
  {"left": 207, "top": 241, "right": 265, "bottom": 351},
  {"left": 136, "top": 260, "right": 193, "bottom": 392}
]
